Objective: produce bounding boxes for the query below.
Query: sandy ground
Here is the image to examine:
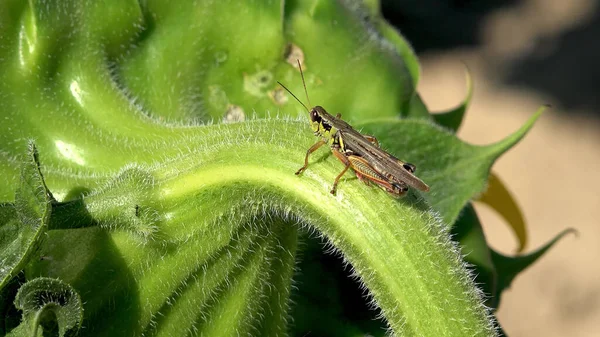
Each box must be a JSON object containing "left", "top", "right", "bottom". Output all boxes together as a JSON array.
[{"left": 416, "top": 1, "right": 600, "bottom": 335}]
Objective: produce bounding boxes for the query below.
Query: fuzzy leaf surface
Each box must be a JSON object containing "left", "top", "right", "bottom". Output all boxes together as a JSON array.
[
  {"left": 0, "top": 0, "right": 548, "bottom": 336},
  {"left": 0, "top": 143, "right": 53, "bottom": 291}
]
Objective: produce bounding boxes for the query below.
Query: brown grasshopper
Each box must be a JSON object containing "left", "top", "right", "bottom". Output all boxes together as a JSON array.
[{"left": 278, "top": 61, "right": 429, "bottom": 197}]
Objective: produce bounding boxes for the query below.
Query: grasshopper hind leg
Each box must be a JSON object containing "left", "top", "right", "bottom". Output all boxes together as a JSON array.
[
  {"left": 330, "top": 162, "right": 351, "bottom": 195},
  {"left": 389, "top": 182, "right": 409, "bottom": 197},
  {"left": 355, "top": 171, "right": 371, "bottom": 186},
  {"left": 330, "top": 149, "right": 352, "bottom": 195}
]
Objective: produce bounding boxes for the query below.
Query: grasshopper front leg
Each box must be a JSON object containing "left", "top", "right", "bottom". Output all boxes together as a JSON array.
[{"left": 296, "top": 139, "right": 327, "bottom": 175}]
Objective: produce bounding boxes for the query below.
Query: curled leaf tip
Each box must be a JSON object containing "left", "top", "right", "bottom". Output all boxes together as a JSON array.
[
  {"left": 561, "top": 227, "right": 579, "bottom": 239},
  {"left": 457, "top": 60, "right": 474, "bottom": 103},
  {"left": 486, "top": 105, "right": 546, "bottom": 160},
  {"left": 477, "top": 172, "right": 528, "bottom": 253},
  {"left": 490, "top": 227, "right": 574, "bottom": 308},
  {"left": 431, "top": 62, "right": 473, "bottom": 132},
  {"left": 14, "top": 277, "right": 83, "bottom": 337}
]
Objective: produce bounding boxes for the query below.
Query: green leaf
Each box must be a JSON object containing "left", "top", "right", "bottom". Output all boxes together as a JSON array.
[
  {"left": 405, "top": 93, "right": 433, "bottom": 120},
  {"left": 357, "top": 107, "right": 542, "bottom": 225},
  {"left": 491, "top": 229, "right": 577, "bottom": 305},
  {"left": 369, "top": 6, "right": 421, "bottom": 91},
  {"left": 0, "top": 0, "right": 556, "bottom": 336},
  {"left": 12, "top": 277, "right": 82, "bottom": 337},
  {"left": 19, "top": 119, "right": 496, "bottom": 335},
  {"left": 452, "top": 203, "right": 498, "bottom": 308},
  {"left": 453, "top": 204, "right": 495, "bottom": 278},
  {"left": 452, "top": 203, "right": 574, "bottom": 310},
  {"left": 0, "top": 0, "right": 421, "bottom": 201},
  {"left": 331, "top": 0, "right": 425, "bottom": 119},
  {"left": 0, "top": 204, "right": 21, "bottom": 289},
  {"left": 1, "top": 142, "right": 53, "bottom": 291},
  {"left": 282, "top": 0, "right": 416, "bottom": 122},
  {"left": 432, "top": 65, "right": 473, "bottom": 132}
]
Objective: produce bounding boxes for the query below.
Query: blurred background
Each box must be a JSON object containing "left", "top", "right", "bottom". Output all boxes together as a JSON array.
[{"left": 381, "top": 0, "right": 600, "bottom": 335}]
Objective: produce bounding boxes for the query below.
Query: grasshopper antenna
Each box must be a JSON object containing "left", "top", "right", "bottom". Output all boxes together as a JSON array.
[
  {"left": 277, "top": 81, "right": 310, "bottom": 113},
  {"left": 296, "top": 59, "right": 312, "bottom": 108},
  {"left": 276, "top": 60, "right": 313, "bottom": 113}
]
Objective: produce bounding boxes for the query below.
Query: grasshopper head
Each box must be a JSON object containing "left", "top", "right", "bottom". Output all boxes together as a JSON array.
[
  {"left": 309, "top": 106, "right": 331, "bottom": 135},
  {"left": 309, "top": 106, "right": 323, "bottom": 131}
]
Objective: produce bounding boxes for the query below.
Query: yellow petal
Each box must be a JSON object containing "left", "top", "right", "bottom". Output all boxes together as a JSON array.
[{"left": 476, "top": 172, "right": 527, "bottom": 252}]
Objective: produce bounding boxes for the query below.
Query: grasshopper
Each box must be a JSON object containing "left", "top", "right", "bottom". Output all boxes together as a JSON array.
[{"left": 278, "top": 61, "right": 429, "bottom": 197}]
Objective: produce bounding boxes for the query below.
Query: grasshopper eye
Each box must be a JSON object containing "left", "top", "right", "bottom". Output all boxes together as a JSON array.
[
  {"left": 310, "top": 110, "right": 321, "bottom": 123},
  {"left": 403, "top": 163, "right": 416, "bottom": 173}
]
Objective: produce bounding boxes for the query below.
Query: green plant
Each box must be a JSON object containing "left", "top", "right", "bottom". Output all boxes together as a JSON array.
[{"left": 0, "top": 1, "right": 570, "bottom": 336}]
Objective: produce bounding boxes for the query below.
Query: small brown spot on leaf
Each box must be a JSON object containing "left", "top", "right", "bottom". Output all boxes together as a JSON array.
[
  {"left": 285, "top": 43, "right": 305, "bottom": 70},
  {"left": 224, "top": 104, "right": 245, "bottom": 122},
  {"left": 269, "top": 87, "right": 289, "bottom": 105}
]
